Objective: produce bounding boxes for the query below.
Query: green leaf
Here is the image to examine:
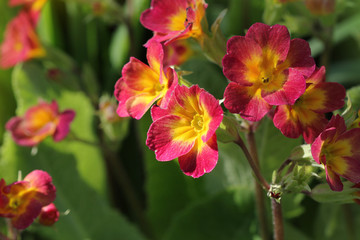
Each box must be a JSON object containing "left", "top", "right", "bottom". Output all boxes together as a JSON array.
[
  {"left": 310, "top": 182, "right": 357, "bottom": 204},
  {"left": 347, "top": 85, "right": 360, "bottom": 112},
  {"left": 256, "top": 117, "right": 303, "bottom": 181},
  {"left": 180, "top": 58, "right": 227, "bottom": 100},
  {"left": 10, "top": 62, "right": 105, "bottom": 193},
  {"left": 109, "top": 24, "right": 130, "bottom": 71},
  {"left": 1, "top": 62, "right": 147, "bottom": 239},
  {"left": 137, "top": 114, "right": 199, "bottom": 239},
  {"left": 162, "top": 187, "right": 255, "bottom": 240},
  {"left": 1, "top": 135, "right": 147, "bottom": 240}
]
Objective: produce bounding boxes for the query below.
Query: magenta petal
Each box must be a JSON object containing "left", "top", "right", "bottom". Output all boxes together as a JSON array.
[
  {"left": 312, "top": 82, "right": 346, "bottom": 113},
  {"left": 286, "top": 39, "right": 315, "bottom": 78},
  {"left": 246, "top": 23, "right": 290, "bottom": 61},
  {"left": 146, "top": 115, "right": 195, "bottom": 161},
  {"left": 326, "top": 115, "right": 347, "bottom": 136},
  {"left": 53, "top": 110, "right": 75, "bottom": 141},
  {"left": 224, "top": 82, "right": 271, "bottom": 121},
  {"left": 341, "top": 156, "right": 360, "bottom": 183},
  {"left": 311, "top": 127, "right": 337, "bottom": 164},
  {"left": 24, "top": 170, "right": 56, "bottom": 206},
  {"left": 158, "top": 68, "right": 178, "bottom": 108},
  {"left": 302, "top": 115, "right": 328, "bottom": 144},
  {"left": 263, "top": 69, "right": 306, "bottom": 105},
  {"left": 140, "top": 0, "right": 187, "bottom": 33},
  {"left": 199, "top": 90, "right": 223, "bottom": 142},
  {"left": 325, "top": 165, "right": 343, "bottom": 191},
  {"left": 178, "top": 134, "right": 218, "bottom": 178},
  {"left": 222, "top": 36, "right": 261, "bottom": 85},
  {"left": 11, "top": 199, "right": 42, "bottom": 229},
  {"left": 273, "top": 105, "right": 302, "bottom": 139}
]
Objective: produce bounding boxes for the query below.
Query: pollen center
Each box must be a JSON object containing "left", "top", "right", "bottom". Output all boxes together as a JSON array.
[
  {"left": 154, "top": 83, "right": 165, "bottom": 93},
  {"left": 9, "top": 197, "right": 22, "bottom": 210},
  {"left": 191, "top": 114, "right": 204, "bottom": 132}
]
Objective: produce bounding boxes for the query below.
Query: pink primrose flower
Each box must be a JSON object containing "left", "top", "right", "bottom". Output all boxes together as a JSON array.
[
  {"left": 273, "top": 67, "right": 346, "bottom": 143},
  {"left": 38, "top": 202, "right": 59, "bottom": 226},
  {"left": 114, "top": 40, "right": 178, "bottom": 120},
  {"left": 311, "top": 115, "right": 360, "bottom": 191},
  {"left": 6, "top": 100, "right": 76, "bottom": 147},
  {"left": 146, "top": 85, "right": 223, "bottom": 178},
  {"left": 163, "top": 39, "right": 193, "bottom": 68},
  {"left": 222, "top": 23, "right": 315, "bottom": 121},
  {"left": 0, "top": 170, "right": 56, "bottom": 229},
  {"left": 0, "top": 11, "right": 45, "bottom": 69},
  {"left": 140, "top": 0, "right": 207, "bottom": 45}
]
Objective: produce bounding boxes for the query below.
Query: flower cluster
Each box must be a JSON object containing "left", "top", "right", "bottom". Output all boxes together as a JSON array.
[
  {"left": 6, "top": 100, "right": 76, "bottom": 147},
  {"left": 0, "top": 170, "right": 58, "bottom": 229},
  {"left": 115, "top": 0, "right": 360, "bottom": 192},
  {"left": 0, "top": 0, "right": 47, "bottom": 68}
]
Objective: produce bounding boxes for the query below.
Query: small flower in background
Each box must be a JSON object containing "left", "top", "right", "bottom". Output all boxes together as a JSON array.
[
  {"left": 9, "top": 0, "right": 48, "bottom": 24},
  {"left": 38, "top": 203, "right": 59, "bottom": 226},
  {"left": 222, "top": 23, "right": 315, "bottom": 122},
  {"left": 273, "top": 66, "right": 346, "bottom": 143},
  {"left": 6, "top": 100, "right": 76, "bottom": 147},
  {"left": 114, "top": 40, "right": 178, "bottom": 120},
  {"left": 99, "top": 95, "right": 122, "bottom": 123},
  {"left": 311, "top": 115, "right": 360, "bottom": 191},
  {"left": 0, "top": 170, "right": 56, "bottom": 229},
  {"left": 140, "top": 0, "right": 208, "bottom": 45},
  {"left": 163, "top": 39, "right": 193, "bottom": 68},
  {"left": 305, "top": 0, "right": 335, "bottom": 15},
  {"left": 146, "top": 85, "right": 223, "bottom": 178},
  {"left": 0, "top": 11, "right": 45, "bottom": 69}
]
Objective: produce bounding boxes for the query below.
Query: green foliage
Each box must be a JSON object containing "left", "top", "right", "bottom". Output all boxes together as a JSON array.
[{"left": 0, "top": 62, "right": 146, "bottom": 239}]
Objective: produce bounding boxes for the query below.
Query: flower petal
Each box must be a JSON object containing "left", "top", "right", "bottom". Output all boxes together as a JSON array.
[
  {"left": 246, "top": 23, "right": 290, "bottom": 61},
  {"left": 325, "top": 165, "right": 343, "bottom": 191},
  {"left": 222, "top": 36, "right": 262, "bottom": 85},
  {"left": 262, "top": 68, "right": 306, "bottom": 105},
  {"left": 53, "top": 110, "right": 76, "bottom": 141},
  {"left": 178, "top": 134, "right": 218, "bottom": 178},
  {"left": 146, "top": 115, "right": 196, "bottom": 161},
  {"left": 224, "top": 82, "right": 271, "bottom": 121}
]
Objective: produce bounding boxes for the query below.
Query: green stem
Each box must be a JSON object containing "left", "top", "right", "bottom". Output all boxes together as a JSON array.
[
  {"left": 246, "top": 131, "right": 270, "bottom": 240},
  {"left": 343, "top": 204, "right": 356, "bottom": 240},
  {"left": 5, "top": 219, "right": 18, "bottom": 240},
  {"left": 99, "top": 132, "right": 153, "bottom": 239},
  {"left": 271, "top": 199, "right": 284, "bottom": 240},
  {"left": 67, "top": 132, "right": 101, "bottom": 147}
]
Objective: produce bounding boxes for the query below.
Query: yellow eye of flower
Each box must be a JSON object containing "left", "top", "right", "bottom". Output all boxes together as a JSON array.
[{"left": 191, "top": 114, "right": 204, "bottom": 132}]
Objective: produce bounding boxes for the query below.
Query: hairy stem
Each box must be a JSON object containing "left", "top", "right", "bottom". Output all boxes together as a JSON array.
[
  {"left": 271, "top": 199, "right": 284, "bottom": 240},
  {"left": 246, "top": 131, "right": 270, "bottom": 240}
]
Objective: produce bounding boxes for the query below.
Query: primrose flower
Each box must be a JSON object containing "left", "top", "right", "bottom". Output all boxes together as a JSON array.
[
  {"left": 38, "top": 203, "right": 59, "bottom": 226},
  {"left": 146, "top": 85, "right": 223, "bottom": 178},
  {"left": 273, "top": 67, "right": 346, "bottom": 143},
  {"left": 0, "top": 11, "right": 45, "bottom": 69},
  {"left": 114, "top": 40, "right": 178, "bottom": 120},
  {"left": 222, "top": 23, "right": 315, "bottom": 121},
  {"left": 140, "top": 0, "right": 207, "bottom": 45},
  {"left": 163, "top": 39, "right": 193, "bottom": 68},
  {"left": 311, "top": 115, "right": 360, "bottom": 191},
  {"left": 0, "top": 170, "right": 56, "bottom": 229},
  {"left": 305, "top": 0, "right": 335, "bottom": 15},
  {"left": 6, "top": 100, "right": 76, "bottom": 147}
]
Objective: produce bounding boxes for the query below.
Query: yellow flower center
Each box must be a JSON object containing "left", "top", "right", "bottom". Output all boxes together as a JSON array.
[
  {"left": 191, "top": 114, "right": 204, "bottom": 132},
  {"left": 9, "top": 197, "right": 22, "bottom": 210}
]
